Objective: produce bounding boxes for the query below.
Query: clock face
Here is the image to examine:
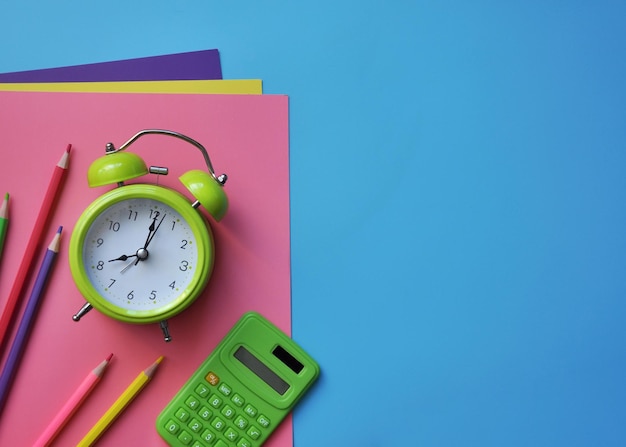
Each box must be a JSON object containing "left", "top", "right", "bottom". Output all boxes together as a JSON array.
[{"left": 69, "top": 185, "right": 214, "bottom": 323}]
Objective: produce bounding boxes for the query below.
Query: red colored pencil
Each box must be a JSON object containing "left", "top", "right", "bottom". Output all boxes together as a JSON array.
[{"left": 0, "top": 145, "right": 71, "bottom": 351}]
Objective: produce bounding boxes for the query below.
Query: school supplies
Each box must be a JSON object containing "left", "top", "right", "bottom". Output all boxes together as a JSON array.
[
  {"left": 0, "top": 146, "right": 70, "bottom": 351},
  {"left": 0, "top": 227, "right": 62, "bottom": 414},
  {"left": 33, "top": 354, "right": 113, "bottom": 447},
  {"left": 77, "top": 356, "right": 164, "bottom": 446},
  {"left": 156, "top": 312, "right": 319, "bottom": 447}
]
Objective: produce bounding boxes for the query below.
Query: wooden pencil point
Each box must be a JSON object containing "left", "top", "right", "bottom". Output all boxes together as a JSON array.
[
  {"left": 0, "top": 193, "right": 8, "bottom": 219},
  {"left": 58, "top": 145, "right": 72, "bottom": 168},
  {"left": 144, "top": 356, "right": 164, "bottom": 378}
]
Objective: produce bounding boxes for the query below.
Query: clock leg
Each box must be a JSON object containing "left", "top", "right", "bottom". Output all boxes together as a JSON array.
[
  {"left": 160, "top": 320, "right": 172, "bottom": 342},
  {"left": 72, "top": 303, "right": 93, "bottom": 321}
]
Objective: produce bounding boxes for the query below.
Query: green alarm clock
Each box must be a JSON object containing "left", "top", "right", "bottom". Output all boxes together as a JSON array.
[{"left": 69, "top": 129, "right": 228, "bottom": 342}]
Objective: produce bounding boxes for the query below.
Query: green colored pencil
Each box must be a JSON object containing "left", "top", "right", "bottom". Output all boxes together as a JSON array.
[{"left": 0, "top": 193, "right": 8, "bottom": 264}]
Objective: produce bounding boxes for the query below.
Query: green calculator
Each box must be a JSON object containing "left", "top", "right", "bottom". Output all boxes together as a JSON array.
[{"left": 156, "top": 312, "right": 320, "bottom": 447}]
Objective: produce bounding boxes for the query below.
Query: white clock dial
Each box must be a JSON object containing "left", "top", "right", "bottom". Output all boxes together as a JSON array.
[{"left": 82, "top": 198, "right": 199, "bottom": 311}]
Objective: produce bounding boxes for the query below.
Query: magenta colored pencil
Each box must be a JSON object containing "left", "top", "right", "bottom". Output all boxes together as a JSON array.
[{"left": 0, "top": 227, "right": 62, "bottom": 415}]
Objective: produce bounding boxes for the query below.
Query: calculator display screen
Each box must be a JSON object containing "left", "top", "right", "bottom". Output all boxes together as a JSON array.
[
  {"left": 234, "top": 346, "right": 290, "bottom": 395},
  {"left": 273, "top": 345, "right": 304, "bottom": 373}
]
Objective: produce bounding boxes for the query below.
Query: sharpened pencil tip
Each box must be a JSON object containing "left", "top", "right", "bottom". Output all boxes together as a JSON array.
[
  {"left": 49, "top": 229, "right": 62, "bottom": 252},
  {"left": 58, "top": 145, "right": 72, "bottom": 168},
  {"left": 143, "top": 356, "right": 164, "bottom": 378},
  {"left": 57, "top": 226, "right": 63, "bottom": 234},
  {"left": 0, "top": 193, "right": 8, "bottom": 218},
  {"left": 106, "top": 353, "right": 114, "bottom": 362}
]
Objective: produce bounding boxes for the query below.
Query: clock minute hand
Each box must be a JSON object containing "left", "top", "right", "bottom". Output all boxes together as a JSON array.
[
  {"left": 133, "top": 213, "right": 167, "bottom": 266},
  {"left": 144, "top": 213, "right": 167, "bottom": 249},
  {"left": 132, "top": 215, "right": 158, "bottom": 266},
  {"left": 142, "top": 217, "right": 157, "bottom": 248}
]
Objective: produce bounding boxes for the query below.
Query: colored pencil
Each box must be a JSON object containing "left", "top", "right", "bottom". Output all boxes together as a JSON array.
[
  {"left": 0, "top": 193, "right": 8, "bottom": 264},
  {"left": 33, "top": 353, "right": 113, "bottom": 447},
  {"left": 0, "top": 227, "right": 62, "bottom": 415},
  {"left": 0, "top": 145, "right": 71, "bottom": 352},
  {"left": 77, "top": 356, "right": 164, "bottom": 447}
]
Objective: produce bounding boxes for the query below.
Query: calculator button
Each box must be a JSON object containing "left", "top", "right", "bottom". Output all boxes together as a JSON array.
[
  {"left": 195, "top": 383, "right": 210, "bottom": 397},
  {"left": 201, "top": 429, "right": 216, "bottom": 443},
  {"left": 164, "top": 419, "right": 181, "bottom": 435},
  {"left": 257, "top": 415, "right": 271, "bottom": 428},
  {"left": 243, "top": 404, "right": 257, "bottom": 418},
  {"left": 215, "top": 440, "right": 229, "bottom": 447},
  {"left": 188, "top": 418, "right": 203, "bottom": 433},
  {"left": 211, "top": 416, "right": 226, "bottom": 432},
  {"left": 218, "top": 382, "right": 232, "bottom": 396},
  {"left": 206, "top": 372, "right": 219, "bottom": 386},
  {"left": 175, "top": 408, "right": 191, "bottom": 422},
  {"left": 231, "top": 394, "right": 245, "bottom": 407},
  {"left": 208, "top": 394, "right": 222, "bottom": 408},
  {"left": 221, "top": 405, "right": 235, "bottom": 419},
  {"left": 237, "top": 438, "right": 252, "bottom": 447},
  {"left": 234, "top": 415, "right": 248, "bottom": 430},
  {"left": 246, "top": 426, "right": 261, "bottom": 440},
  {"left": 185, "top": 395, "right": 201, "bottom": 410},
  {"left": 198, "top": 406, "right": 213, "bottom": 420},
  {"left": 224, "top": 427, "right": 239, "bottom": 441},
  {"left": 177, "top": 430, "right": 193, "bottom": 445},
  {"left": 191, "top": 442, "right": 204, "bottom": 447}
]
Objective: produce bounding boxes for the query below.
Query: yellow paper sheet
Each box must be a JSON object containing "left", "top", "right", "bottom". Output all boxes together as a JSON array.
[{"left": 0, "top": 79, "right": 262, "bottom": 94}]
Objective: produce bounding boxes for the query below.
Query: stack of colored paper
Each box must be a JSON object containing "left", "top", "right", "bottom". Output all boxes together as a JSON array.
[{"left": 0, "top": 50, "right": 293, "bottom": 446}]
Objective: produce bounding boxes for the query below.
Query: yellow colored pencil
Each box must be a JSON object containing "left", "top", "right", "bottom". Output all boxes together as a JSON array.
[{"left": 77, "top": 356, "right": 163, "bottom": 447}]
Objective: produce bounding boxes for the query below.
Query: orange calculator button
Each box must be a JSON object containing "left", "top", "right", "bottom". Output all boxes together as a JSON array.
[{"left": 206, "top": 372, "right": 220, "bottom": 386}]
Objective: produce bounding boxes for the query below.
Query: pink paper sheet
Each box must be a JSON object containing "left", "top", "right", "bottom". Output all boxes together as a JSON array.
[{"left": 0, "top": 91, "right": 291, "bottom": 446}]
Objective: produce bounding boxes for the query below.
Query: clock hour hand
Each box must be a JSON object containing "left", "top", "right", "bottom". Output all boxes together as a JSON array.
[
  {"left": 108, "top": 254, "right": 137, "bottom": 262},
  {"left": 123, "top": 248, "right": 149, "bottom": 272}
]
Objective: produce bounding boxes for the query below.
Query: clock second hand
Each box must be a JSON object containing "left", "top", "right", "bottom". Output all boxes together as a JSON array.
[{"left": 121, "top": 258, "right": 137, "bottom": 274}]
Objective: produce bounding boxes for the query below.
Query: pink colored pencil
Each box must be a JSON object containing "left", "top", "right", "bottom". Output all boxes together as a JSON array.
[
  {"left": 0, "top": 145, "right": 71, "bottom": 351},
  {"left": 33, "top": 354, "right": 113, "bottom": 447}
]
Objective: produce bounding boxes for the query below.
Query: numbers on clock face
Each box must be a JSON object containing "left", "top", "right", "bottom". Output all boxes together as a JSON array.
[{"left": 82, "top": 198, "right": 199, "bottom": 311}]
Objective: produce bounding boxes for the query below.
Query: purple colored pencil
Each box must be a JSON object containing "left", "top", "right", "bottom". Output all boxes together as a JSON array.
[{"left": 0, "top": 226, "right": 62, "bottom": 415}]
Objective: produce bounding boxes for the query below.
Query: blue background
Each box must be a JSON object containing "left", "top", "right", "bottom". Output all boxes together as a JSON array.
[{"left": 2, "top": 1, "right": 625, "bottom": 445}]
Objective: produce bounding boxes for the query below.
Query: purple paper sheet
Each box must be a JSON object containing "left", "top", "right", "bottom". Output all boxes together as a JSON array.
[{"left": 0, "top": 49, "right": 222, "bottom": 82}]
